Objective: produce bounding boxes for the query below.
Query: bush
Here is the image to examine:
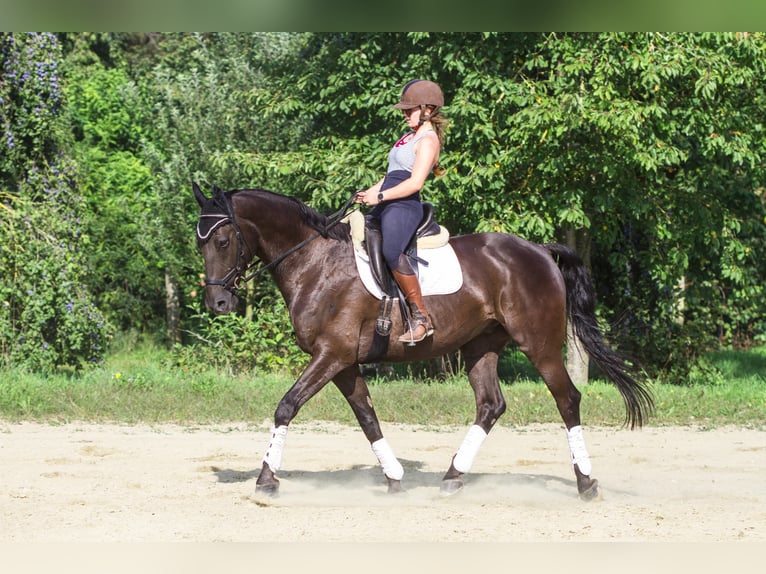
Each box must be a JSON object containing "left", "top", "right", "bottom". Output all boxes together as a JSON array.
[
  {"left": 0, "top": 164, "right": 113, "bottom": 372},
  {"left": 171, "top": 294, "right": 308, "bottom": 376}
]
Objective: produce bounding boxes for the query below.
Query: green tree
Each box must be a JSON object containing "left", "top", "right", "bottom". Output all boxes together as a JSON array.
[
  {"left": 62, "top": 34, "right": 160, "bottom": 334},
  {"left": 222, "top": 32, "right": 766, "bottom": 378},
  {"left": 9, "top": 32, "right": 761, "bottom": 378},
  {"left": 510, "top": 33, "right": 766, "bottom": 373},
  {"left": 0, "top": 32, "right": 112, "bottom": 372},
  {"left": 136, "top": 33, "right": 312, "bottom": 356}
]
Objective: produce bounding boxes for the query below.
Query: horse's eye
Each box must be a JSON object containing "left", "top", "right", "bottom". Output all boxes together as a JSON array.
[{"left": 216, "top": 237, "right": 230, "bottom": 249}]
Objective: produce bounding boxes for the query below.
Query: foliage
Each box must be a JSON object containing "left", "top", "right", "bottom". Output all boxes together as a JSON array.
[
  {"left": 0, "top": 161, "right": 113, "bottom": 372},
  {"left": 224, "top": 32, "right": 766, "bottom": 376},
  {"left": 62, "top": 44, "right": 161, "bottom": 332},
  {"left": 0, "top": 32, "right": 63, "bottom": 190},
  {"left": 0, "top": 33, "right": 113, "bottom": 372},
  {"left": 172, "top": 281, "right": 308, "bottom": 376},
  {"left": 2, "top": 32, "right": 766, "bottom": 377},
  {"left": 135, "top": 33, "right": 315, "bottom": 347}
]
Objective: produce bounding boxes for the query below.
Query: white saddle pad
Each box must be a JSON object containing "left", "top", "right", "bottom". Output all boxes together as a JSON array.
[{"left": 354, "top": 243, "right": 463, "bottom": 300}]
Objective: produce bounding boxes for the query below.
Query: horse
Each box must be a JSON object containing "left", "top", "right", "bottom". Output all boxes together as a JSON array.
[{"left": 193, "top": 182, "right": 654, "bottom": 500}]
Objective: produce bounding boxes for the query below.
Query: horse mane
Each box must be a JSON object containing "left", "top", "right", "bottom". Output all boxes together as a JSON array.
[{"left": 234, "top": 188, "right": 351, "bottom": 242}]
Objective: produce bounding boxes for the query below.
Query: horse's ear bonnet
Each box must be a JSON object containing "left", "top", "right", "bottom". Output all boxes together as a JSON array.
[{"left": 195, "top": 183, "right": 232, "bottom": 244}]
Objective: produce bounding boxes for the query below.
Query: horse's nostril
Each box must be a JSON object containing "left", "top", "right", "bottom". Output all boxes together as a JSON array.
[{"left": 215, "top": 299, "right": 228, "bottom": 312}]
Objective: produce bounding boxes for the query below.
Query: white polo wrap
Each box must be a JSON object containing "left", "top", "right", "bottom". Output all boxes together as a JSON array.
[
  {"left": 371, "top": 438, "right": 404, "bottom": 481},
  {"left": 566, "top": 425, "right": 592, "bottom": 475},
  {"left": 263, "top": 425, "right": 289, "bottom": 472},
  {"left": 452, "top": 424, "right": 488, "bottom": 473}
]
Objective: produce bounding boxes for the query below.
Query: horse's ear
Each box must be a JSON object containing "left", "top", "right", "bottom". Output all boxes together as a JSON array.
[{"left": 193, "top": 181, "right": 207, "bottom": 207}]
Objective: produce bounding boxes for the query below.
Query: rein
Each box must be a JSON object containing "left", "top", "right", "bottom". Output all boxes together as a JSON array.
[{"left": 201, "top": 192, "right": 358, "bottom": 296}]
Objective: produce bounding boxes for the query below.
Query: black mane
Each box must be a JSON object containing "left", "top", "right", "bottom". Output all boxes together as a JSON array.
[{"left": 235, "top": 188, "right": 351, "bottom": 242}]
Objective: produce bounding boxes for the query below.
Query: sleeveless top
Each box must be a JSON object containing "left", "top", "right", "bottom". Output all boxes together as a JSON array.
[{"left": 380, "top": 129, "right": 437, "bottom": 195}]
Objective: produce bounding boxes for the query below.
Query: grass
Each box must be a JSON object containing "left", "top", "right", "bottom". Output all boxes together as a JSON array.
[{"left": 1, "top": 340, "right": 764, "bottom": 429}]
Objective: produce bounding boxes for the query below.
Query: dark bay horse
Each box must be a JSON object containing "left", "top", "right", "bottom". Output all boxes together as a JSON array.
[{"left": 193, "top": 182, "right": 653, "bottom": 500}]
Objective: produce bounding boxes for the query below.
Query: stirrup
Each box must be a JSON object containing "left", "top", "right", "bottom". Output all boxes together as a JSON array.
[{"left": 397, "top": 316, "right": 434, "bottom": 345}]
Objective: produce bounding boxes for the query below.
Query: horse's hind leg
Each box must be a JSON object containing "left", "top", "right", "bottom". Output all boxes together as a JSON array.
[
  {"left": 333, "top": 365, "right": 404, "bottom": 494},
  {"left": 532, "top": 350, "right": 600, "bottom": 501},
  {"left": 441, "top": 331, "right": 508, "bottom": 495}
]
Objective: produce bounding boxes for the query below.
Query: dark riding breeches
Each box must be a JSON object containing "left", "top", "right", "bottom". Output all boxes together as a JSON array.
[{"left": 367, "top": 197, "right": 423, "bottom": 271}]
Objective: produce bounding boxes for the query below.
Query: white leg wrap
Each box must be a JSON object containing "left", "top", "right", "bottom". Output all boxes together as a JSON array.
[
  {"left": 263, "top": 425, "right": 288, "bottom": 472},
  {"left": 566, "top": 425, "right": 592, "bottom": 476},
  {"left": 452, "top": 424, "right": 488, "bottom": 474},
  {"left": 371, "top": 438, "right": 404, "bottom": 481}
]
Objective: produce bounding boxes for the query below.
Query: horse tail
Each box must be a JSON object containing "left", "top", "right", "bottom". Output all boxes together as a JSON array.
[{"left": 543, "top": 242, "right": 654, "bottom": 429}]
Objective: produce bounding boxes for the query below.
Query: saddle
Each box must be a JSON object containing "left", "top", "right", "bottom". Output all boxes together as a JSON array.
[{"left": 345, "top": 202, "right": 449, "bottom": 341}]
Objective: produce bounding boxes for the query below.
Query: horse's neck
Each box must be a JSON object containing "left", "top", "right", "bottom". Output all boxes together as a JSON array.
[
  {"left": 272, "top": 238, "right": 353, "bottom": 313},
  {"left": 237, "top": 192, "right": 308, "bottom": 261},
  {"left": 235, "top": 190, "right": 356, "bottom": 306}
]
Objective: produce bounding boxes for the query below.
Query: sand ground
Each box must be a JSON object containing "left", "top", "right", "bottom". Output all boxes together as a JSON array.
[{"left": 1, "top": 421, "right": 764, "bottom": 572}]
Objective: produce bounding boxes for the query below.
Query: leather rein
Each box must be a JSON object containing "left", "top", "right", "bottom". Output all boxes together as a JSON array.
[{"left": 199, "top": 192, "right": 358, "bottom": 296}]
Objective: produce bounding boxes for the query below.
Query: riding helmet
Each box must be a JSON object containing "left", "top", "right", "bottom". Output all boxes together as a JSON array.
[{"left": 393, "top": 79, "right": 444, "bottom": 110}]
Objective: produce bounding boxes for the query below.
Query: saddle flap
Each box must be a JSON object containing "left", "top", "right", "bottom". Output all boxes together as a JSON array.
[{"left": 364, "top": 222, "right": 398, "bottom": 296}]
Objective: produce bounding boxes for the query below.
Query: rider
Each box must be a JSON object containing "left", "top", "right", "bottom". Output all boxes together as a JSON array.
[{"left": 355, "top": 79, "right": 447, "bottom": 344}]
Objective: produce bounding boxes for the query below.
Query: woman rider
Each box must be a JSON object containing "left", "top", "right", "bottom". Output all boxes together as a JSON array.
[{"left": 355, "top": 79, "right": 447, "bottom": 344}]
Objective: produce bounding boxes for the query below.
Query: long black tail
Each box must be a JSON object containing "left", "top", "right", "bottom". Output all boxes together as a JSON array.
[{"left": 544, "top": 243, "right": 654, "bottom": 429}]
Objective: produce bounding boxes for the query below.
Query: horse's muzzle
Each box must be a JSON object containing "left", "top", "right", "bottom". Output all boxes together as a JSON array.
[{"left": 206, "top": 288, "right": 238, "bottom": 315}]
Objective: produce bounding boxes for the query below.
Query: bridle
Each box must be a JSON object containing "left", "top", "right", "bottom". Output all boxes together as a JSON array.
[
  {"left": 198, "top": 191, "right": 357, "bottom": 296},
  {"left": 196, "top": 191, "right": 249, "bottom": 295}
]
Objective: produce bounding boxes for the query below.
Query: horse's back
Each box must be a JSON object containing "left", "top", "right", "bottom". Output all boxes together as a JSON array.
[{"left": 451, "top": 232, "right": 563, "bottom": 288}]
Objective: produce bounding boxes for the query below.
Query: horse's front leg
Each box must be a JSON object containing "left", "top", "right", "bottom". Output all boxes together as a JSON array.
[
  {"left": 333, "top": 365, "right": 403, "bottom": 494},
  {"left": 255, "top": 355, "right": 342, "bottom": 497}
]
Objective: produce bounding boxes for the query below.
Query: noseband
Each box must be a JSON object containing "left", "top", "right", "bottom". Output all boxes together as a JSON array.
[{"left": 198, "top": 191, "right": 358, "bottom": 297}]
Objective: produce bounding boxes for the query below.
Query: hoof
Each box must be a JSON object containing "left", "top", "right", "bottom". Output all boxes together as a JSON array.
[
  {"left": 255, "top": 480, "right": 280, "bottom": 497},
  {"left": 255, "top": 482, "right": 280, "bottom": 497},
  {"left": 578, "top": 478, "right": 600, "bottom": 502},
  {"left": 387, "top": 477, "right": 404, "bottom": 494},
  {"left": 256, "top": 462, "right": 280, "bottom": 497},
  {"left": 440, "top": 478, "right": 464, "bottom": 496},
  {"left": 574, "top": 464, "right": 600, "bottom": 502}
]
